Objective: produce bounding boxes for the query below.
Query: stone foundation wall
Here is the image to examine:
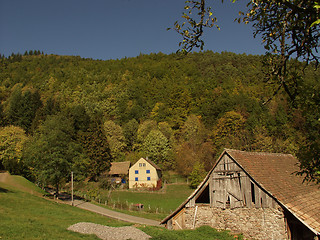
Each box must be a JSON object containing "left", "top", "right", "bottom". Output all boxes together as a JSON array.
[{"left": 184, "top": 205, "right": 288, "bottom": 240}]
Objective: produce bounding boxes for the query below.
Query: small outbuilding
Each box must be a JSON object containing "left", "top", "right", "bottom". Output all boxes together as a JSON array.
[
  {"left": 108, "top": 161, "right": 131, "bottom": 184},
  {"left": 129, "top": 158, "right": 162, "bottom": 189},
  {"left": 161, "top": 149, "right": 320, "bottom": 240}
]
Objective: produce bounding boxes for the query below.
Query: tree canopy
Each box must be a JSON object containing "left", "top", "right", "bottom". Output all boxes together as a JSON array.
[
  {"left": 0, "top": 51, "right": 319, "bottom": 185},
  {"left": 172, "top": 0, "right": 320, "bottom": 184}
]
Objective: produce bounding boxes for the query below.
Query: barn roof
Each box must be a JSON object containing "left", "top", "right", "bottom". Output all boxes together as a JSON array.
[
  {"left": 161, "top": 149, "right": 320, "bottom": 235},
  {"left": 109, "top": 161, "right": 130, "bottom": 175},
  {"left": 226, "top": 149, "right": 320, "bottom": 235}
]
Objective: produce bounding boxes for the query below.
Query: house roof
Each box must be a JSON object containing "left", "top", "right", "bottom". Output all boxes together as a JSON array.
[
  {"left": 144, "top": 158, "right": 161, "bottom": 170},
  {"left": 109, "top": 161, "right": 130, "bottom": 175},
  {"left": 161, "top": 149, "right": 320, "bottom": 235},
  {"left": 133, "top": 158, "right": 161, "bottom": 170}
]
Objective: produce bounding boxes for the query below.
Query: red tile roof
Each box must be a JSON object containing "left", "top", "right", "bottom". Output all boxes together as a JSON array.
[{"left": 226, "top": 149, "right": 320, "bottom": 234}]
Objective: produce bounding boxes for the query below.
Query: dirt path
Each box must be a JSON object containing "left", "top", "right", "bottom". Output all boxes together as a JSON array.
[{"left": 68, "top": 199, "right": 162, "bottom": 227}]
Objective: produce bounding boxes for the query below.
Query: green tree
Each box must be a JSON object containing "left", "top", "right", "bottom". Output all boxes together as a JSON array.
[
  {"left": 175, "top": 115, "right": 214, "bottom": 175},
  {"left": 180, "top": 115, "right": 207, "bottom": 145},
  {"left": 142, "top": 129, "right": 173, "bottom": 169},
  {"left": 158, "top": 121, "right": 173, "bottom": 141},
  {"left": 212, "top": 111, "right": 246, "bottom": 150},
  {"left": 296, "top": 75, "right": 320, "bottom": 184},
  {"left": 7, "top": 88, "right": 42, "bottom": 133},
  {"left": 103, "top": 120, "right": 127, "bottom": 160},
  {"left": 68, "top": 105, "right": 90, "bottom": 131},
  {"left": 24, "top": 115, "right": 87, "bottom": 194},
  {"left": 78, "top": 122, "right": 111, "bottom": 180},
  {"left": 0, "top": 126, "right": 28, "bottom": 174},
  {"left": 0, "top": 103, "right": 4, "bottom": 126},
  {"left": 189, "top": 162, "right": 206, "bottom": 189},
  {"left": 135, "top": 120, "right": 157, "bottom": 150},
  {"left": 123, "top": 119, "right": 139, "bottom": 151}
]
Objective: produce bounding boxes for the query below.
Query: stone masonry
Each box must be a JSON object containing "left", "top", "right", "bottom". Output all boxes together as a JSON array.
[{"left": 184, "top": 205, "right": 288, "bottom": 240}]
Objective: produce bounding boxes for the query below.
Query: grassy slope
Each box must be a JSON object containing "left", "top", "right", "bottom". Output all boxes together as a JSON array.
[
  {"left": 0, "top": 175, "right": 129, "bottom": 240},
  {"left": 0, "top": 175, "right": 242, "bottom": 239}
]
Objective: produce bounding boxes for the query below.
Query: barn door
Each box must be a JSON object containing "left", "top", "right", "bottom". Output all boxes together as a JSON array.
[{"left": 212, "top": 172, "right": 244, "bottom": 208}]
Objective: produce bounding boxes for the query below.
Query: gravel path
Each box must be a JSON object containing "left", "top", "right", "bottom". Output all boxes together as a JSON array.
[{"left": 68, "top": 222, "right": 151, "bottom": 240}]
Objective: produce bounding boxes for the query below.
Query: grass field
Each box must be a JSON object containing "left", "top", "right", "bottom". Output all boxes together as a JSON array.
[
  {"left": 110, "top": 184, "right": 193, "bottom": 213},
  {"left": 0, "top": 175, "right": 129, "bottom": 240},
  {"left": 0, "top": 173, "right": 242, "bottom": 240},
  {"left": 72, "top": 182, "right": 194, "bottom": 220}
]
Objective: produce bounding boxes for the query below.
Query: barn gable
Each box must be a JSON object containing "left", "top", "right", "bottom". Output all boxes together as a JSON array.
[{"left": 161, "top": 149, "right": 320, "bottom": 240}]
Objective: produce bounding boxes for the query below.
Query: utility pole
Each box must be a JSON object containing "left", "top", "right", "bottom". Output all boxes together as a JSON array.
[{"left": 71, "top": 171, "right": 74, "bottom": 206}]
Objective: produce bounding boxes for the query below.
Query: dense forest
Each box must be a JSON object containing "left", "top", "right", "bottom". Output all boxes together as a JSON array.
[{"left": 0, "top": 51, "right": 319, "bottom": 191}]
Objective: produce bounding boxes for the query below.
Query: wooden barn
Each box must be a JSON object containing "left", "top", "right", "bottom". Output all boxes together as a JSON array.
[
  {"left": 108, "top": 161, "right": 130, "bottom": 184},
  {"left": 161, "top": 149, "right": 320, "bottom": 240}
]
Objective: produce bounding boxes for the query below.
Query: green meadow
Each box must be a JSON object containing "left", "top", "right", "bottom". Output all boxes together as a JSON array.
[
  {"left": 0, "top": 174, "right": 242, "bottom": 239},
  {"left": 72, "top": 182, "right": 194, "bottom": 220}
]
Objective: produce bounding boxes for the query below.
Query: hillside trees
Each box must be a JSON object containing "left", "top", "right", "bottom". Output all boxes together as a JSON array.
[
  {"left": 23, "top": 114, "right": 88, "bottom": 194},
  {"left": 175, "top": 115, "right": 214, "bottom": 176},
  {"left": 142, "top": 129, "right": 173, "bottom": 169},
  {"left": 174, "top": 0, "right": 320, "bottom": 183},
  {"left": 6, "top": 87, "right": 42, "bottom": 133},
  {"left": 78, "top": 121, "right": 111, "bottom": 181},
  {"left": 103, "top": 120, "right": 127, "bottom": 161},
  {"left": 123, "top": 119, "right": 139, "bottom": 151},
  {"left": 0, "top": 52, "right": 319, "bottom": 184},
  {"left": 0, "top": 126, "right": 28, "bottom": 174}
]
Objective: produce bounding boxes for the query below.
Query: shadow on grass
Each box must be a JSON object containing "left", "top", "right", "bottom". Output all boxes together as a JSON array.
[{"left": 0, "top": 187, "right": 12, "bottom": 193}]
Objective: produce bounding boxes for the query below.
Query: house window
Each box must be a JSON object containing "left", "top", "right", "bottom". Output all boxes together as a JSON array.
[
  {"left": 135, "top": 170, "right": 139, "bottom": 174},
  {"left": 135, "top": 177, "right": 138, "bottom": 181},
  {"left": 139, "top": 163, "right": 142, "bottom": 167},
  {"left": 147, "top": 177, "right": 151, "bottom": 181},
  {"left": 146, "top": 170, "right": 150, "bottom": 174},
  {"left": 143, "top": 163, "right": 146, "bottom": 167}
]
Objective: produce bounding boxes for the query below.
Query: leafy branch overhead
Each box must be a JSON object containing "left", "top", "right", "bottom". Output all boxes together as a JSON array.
[
  {"left": 168, "top": 0, "right": 221, "bottom": 53},
  {"left": 173, "top": 1, "right": 320, "bottom": 60},
  {"left": 173, "top": 0, "right": 320, "bottom": 101}
]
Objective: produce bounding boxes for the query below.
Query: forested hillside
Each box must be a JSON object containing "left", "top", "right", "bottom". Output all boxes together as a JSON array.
[{"left": 0, "top": 51, "right": 319, "bottom": 190}]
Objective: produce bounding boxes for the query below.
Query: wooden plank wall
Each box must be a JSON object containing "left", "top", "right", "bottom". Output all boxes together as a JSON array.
[{"left": 189, "top": 154, "right": 277, "bottom": 209}]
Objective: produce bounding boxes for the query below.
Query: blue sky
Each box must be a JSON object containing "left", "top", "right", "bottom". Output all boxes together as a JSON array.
[{"left": 0, "top": 0, "right": 265, "bottom": 60}]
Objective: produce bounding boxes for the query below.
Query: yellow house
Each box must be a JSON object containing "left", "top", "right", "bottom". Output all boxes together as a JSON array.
[{"left": 129, "top": 158, "right": 162, "bottom": 189}]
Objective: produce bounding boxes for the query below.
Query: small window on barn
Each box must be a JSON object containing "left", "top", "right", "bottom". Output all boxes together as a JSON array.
[
  {"left": 143, "top": 163, "right": 146, "bottom": 167},
  {"left": 146, "top": 170, "right": 150, "bottom": 174},
  {"left": 195, "top": 184, "right": 210, "bottom": 204},
  {"left": 135, "top": 170, "right": 139, "bottom": 174},
  {"left": 139, "top": 163, "right": 142, "bottom": 167},
  {"left": 251, "top": 182, "right": 256, "bottom": 204},
  {"left": 226, "top": 196, "right": 230, "bottom": 208},
  {"left": 147, "top": 177, "right": 151, "bottom": 181},
  {"left": 135, "top": 177, "right": 138, "bottom": 181}
]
